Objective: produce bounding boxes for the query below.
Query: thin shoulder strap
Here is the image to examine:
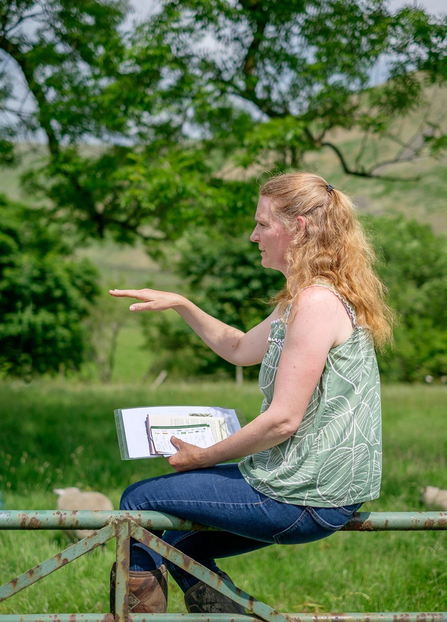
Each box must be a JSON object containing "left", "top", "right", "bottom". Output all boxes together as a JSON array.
[{"left": 300, "top": 283, "right": 358, "bottom": 328}]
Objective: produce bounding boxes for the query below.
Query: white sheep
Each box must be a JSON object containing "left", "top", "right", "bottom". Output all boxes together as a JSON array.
[
  {"left": 54, "top": 487, "right": 114, "bottom": 540},
  {"left": 420, "top": 485, "right": 447, "bottom": 511}
]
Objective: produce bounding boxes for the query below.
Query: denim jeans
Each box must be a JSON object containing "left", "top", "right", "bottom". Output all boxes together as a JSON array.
[{"left": 120, "top": 463, "right": 361, "bottom": 593}]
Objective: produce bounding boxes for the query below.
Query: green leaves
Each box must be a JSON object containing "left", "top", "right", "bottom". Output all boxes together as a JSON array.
[
  {"left": 2, "top": 0, "right": 446, "bottom": 245},
  {"left": 0, "top": 0, "right": 129, "bottom": 149},
  {"left": 366, "top": 215, "right": 447, "bottom": 381},
  {"left": 237, "top": 116, "right": 309, "bottom": 168}
]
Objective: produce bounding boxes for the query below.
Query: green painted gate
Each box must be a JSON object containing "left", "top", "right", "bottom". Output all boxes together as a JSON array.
[{"left": 0, "top": 510, "right": 446, "bottom": 622}]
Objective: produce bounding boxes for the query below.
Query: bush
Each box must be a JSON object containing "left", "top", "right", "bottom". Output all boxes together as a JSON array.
[
  {"left": 367, "top": 215, "right": 447, "bottom": 381},
  {"left": 0, "top": 196, "right": 99, "bottom": 378}
]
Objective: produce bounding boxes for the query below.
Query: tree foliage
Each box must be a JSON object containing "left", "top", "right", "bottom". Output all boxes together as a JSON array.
[
  {"left": 368, "top": 215, "right": 447, "bottom": 381},
  {"left": 1, "top": 0, "right": 446, "bottom": 243},
  {"left": 127, "top": 0, "right": 447, "bottom": 177},
  {"left": 0, "top": 196, "right": 99, "bottom": 378},
  {"left": 0, "top": 0, "right": 128, "bottom": 153}
]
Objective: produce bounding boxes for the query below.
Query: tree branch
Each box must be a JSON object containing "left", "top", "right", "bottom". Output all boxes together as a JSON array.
[
  {"left": 321, "top": 141, "right": 420, "bottom": 182},
  {"left": 235, "top": 0, "right": 277, "bottom": 116},
  {"left": 0, "top": 0, "right": 15, "bottom": 38},
  {"left": 0, "top": 104, "right": 33, "bottom": 118},
  {"left": 5, "top": 11, "right": 45, "bottom": 35}
]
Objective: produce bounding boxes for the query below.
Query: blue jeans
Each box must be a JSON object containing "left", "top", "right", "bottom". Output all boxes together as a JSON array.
[{"left": 120, "top": 463, "right": 361, "bottom": 593}]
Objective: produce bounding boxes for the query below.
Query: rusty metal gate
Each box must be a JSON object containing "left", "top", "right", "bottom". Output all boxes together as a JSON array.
[{"left": 0, "top": 510, "right": 446, "bottom": 622}]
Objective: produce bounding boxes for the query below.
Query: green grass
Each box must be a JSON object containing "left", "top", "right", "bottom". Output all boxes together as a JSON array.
[{"left": 0, "top": 381, "right": 446, "bottom": 614}]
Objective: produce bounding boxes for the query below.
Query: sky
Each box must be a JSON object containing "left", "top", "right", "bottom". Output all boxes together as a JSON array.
[{"left": 128, "top": 0, "right": 446, "bottom": 22}]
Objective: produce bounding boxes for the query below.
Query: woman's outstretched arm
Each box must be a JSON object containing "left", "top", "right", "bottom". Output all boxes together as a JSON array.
[{"left": 109, "top": 288, "right": 278, "bottom": 366}]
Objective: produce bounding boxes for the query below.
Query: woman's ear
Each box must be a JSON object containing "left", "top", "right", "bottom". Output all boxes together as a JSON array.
[{"left": 297, "top": 215, "right": 306, "bottom": 232}]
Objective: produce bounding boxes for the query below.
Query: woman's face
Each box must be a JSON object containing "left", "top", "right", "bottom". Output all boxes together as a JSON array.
[{"left": 250, "top": 196, "right": 294, "bottom": 276}]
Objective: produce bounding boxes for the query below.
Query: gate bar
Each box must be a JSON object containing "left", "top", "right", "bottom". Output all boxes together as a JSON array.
[
  {"left": 114, "top": 520, "right": 131, "bottom": 622},
  {"left": 1, "top": 510, "right": 446, "bottom": 531},
  {"left": 0, "top": 511, "right": 213, "bottom": 532},
  {"left": 0, "top": 613, "right": 446, "bottom": 622}
]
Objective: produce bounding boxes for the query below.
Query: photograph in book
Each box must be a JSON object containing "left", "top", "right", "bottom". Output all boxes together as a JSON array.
[{"left": 114, "top": 405, "right": 241, "bottom": 460}]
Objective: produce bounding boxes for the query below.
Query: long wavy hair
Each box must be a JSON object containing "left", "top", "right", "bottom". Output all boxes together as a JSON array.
[{"left": 260, "top": 171, "right": 394, "bottom": 348}]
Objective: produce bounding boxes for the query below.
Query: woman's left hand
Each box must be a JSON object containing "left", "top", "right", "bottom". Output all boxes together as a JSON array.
[{"left": 167, "top": 437, "right": 209, "bottom": 472}]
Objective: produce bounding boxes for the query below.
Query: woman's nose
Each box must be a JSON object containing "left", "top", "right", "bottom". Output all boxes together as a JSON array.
[{"left": 250, "top": 227, "right": 259, "bottom": 242}]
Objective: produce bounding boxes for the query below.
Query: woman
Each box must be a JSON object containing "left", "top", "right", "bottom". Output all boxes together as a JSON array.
[{"left": 109, "top": 172, "right": 393, "bottom": 614}]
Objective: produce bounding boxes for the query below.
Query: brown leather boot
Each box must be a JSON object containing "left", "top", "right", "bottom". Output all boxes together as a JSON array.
[
  {"left": 110, "top": 562, "right": 168, "bottom": 613},
  {"left": 184, "top": 570, "right": 245, "bottom": 614}
]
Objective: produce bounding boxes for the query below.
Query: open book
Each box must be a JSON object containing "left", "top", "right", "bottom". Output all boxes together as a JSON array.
[{"left": 114, "top": 406, "right": 241, "bottom": 460}]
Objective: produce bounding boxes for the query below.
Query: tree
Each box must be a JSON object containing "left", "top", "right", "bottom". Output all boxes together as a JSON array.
[
  {"left": 0, "top": 0, "right": 242, "bottom": 243},
  {"left": 0, "top": 0, "right": 143, "bottom": 240},
  {"left": 368, "top": 215, "right": 447, "bottom": 381},
  {"left": 2, "top": 1, "right": 446, "bottom": 245},
  {"left": 0, "top": 195, "right": 99, "bottom": 378}
]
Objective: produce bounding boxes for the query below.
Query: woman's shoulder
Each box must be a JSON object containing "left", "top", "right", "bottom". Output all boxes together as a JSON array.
[
  {"left": 292, "top": 284, "right": 343, "bottom": 313},
  {"left": 288, "top": 285, "right": 356, "bottom": 346}
]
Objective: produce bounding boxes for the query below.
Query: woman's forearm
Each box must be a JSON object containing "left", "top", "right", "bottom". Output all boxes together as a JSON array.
[
  {"left": 110, "top": 288, "right": 246, "bottom": 364},
  {"left": 201, "top": 407, "right": 299, "bottom": 467},
  {"left": 168, "top": 404, "right": 303, "bottom": 472},
  {"left": 174, "top": 297, "right": 246, "bottom": 364},
  {"left": 168, "top": 329, "right": 328, "bottom": 474},
  {"left": 110, "top": 287, "right": 271, "bottom": 366}
]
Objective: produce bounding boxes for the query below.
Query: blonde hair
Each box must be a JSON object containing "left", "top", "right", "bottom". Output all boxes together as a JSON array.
[{"left": 260, "top": 171, "right": 394, "bottom": 348}]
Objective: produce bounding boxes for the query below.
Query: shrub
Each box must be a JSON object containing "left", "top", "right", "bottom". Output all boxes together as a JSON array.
[{"left": 0, "top": 196, "right": 99, "bottom": 378}]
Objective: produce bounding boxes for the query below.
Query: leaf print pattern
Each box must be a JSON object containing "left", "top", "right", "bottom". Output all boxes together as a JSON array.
[
  {"left": 370, "top": 450, "right": 382, "bottom": 499},
  {"left": 318, "top": 395, "right": 354, "bottom": 452},
  {"left": 317, "top": 444, "right": 370, "bottom": 505},
  {"left": 239, "top": 290, "right": 382, "bottom": 507},
  {"left": 354, "top": 386, "right": 381, "bottom": 446}
]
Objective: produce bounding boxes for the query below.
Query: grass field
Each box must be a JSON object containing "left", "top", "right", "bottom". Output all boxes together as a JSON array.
[{"left": 0, "top": 381, "right": 446, "bottom": 614}]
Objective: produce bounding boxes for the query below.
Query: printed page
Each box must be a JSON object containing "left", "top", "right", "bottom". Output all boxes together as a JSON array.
[
  {"left": 151, "top": 424, "right": 215, "bottom": 455},
  {"left": 148, "top": 414, "right": 228, "bottom": 444}
]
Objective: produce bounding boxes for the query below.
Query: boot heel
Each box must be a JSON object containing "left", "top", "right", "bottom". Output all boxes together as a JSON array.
[
  {"left": 110, "top": 562, "right": 168, "bottom": 614},
  {"left": 184, "top": 570, "right": 245, "bottom": 614}
]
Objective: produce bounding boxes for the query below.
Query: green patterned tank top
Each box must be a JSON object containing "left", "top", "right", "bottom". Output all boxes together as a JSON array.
[{"left": 238, "top": 285, "right": 382, "bottom": 507}]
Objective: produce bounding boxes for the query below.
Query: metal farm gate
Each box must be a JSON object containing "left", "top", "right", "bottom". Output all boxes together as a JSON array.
[{"left": 0, "top": 510, "right": 446, "bottom": 622}]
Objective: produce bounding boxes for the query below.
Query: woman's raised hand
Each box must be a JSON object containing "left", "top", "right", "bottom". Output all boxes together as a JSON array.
[{"left": 109, "top": 288, "right": 184, "bottom": 312}]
